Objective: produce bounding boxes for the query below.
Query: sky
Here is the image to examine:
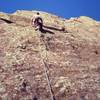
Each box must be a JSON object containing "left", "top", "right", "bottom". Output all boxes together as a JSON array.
[{"left": 0, "top": 0, "right": 100, "bottom": 21}]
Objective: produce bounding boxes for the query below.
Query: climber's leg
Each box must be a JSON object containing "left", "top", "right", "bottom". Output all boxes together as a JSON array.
[{"left": 38, "top": 22, "right": 43, "bottom": 32}]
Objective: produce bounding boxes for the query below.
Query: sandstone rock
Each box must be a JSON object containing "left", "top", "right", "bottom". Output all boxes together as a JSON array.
[
  {"left": 0, "top": 83, "right": 6, "bottom": 93},
  {"left": 0, "top": 10, "right": 100, "bottom": 100}
]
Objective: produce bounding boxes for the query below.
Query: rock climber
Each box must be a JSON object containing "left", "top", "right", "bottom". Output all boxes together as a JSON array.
[{"left": 32, "top": 12, "right": 43, "bottom": 32}]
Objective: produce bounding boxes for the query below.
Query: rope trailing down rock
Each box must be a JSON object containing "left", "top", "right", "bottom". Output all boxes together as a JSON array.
[{"left": 37, "top": 32, "right": 56, "bottom": 100}]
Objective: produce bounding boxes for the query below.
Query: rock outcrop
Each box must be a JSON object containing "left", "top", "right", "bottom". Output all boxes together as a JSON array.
[{"left": 0, "top": 10, "right": 100, "bottom": 100}]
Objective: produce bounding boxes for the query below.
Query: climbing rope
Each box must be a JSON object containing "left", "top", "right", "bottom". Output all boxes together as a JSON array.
[
  {"left": 37, "top": 32, "right": 56, "bottom": 100},
  {"left": 42, "top": 59, "right": 56, "bottom": 100}
]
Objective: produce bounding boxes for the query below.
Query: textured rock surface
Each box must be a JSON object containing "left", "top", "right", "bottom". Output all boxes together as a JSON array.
[{"left": 0, "top": 10, "right": 100, "bottom": 100}]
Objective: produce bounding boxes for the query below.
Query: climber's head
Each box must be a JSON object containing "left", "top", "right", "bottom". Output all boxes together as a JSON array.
[{"left": 36, "top": 12, "right": 40, "bottom": 15}]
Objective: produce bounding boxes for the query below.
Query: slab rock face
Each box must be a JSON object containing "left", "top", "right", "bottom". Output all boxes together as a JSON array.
[{"left": 0, "top": 10, "right": 100, "bottom": 100}]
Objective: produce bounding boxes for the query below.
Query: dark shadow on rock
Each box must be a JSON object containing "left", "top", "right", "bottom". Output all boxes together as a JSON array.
[
  {"left": 32, "top": 96, "right": 38, "bottom": 100},
  {"left": 40, "top": 28, "right": 55, "bottom": 34},
  {"left": 0, "top": 18, "right": 13, "bottom": 24},
  {"left": 43, "top": 25, "right": 68, "bottom": 33},
  {"left": 43, "top": 25, "right": 64, "bottom": 31}
]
